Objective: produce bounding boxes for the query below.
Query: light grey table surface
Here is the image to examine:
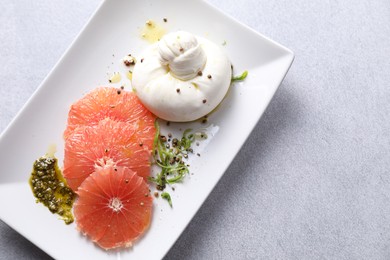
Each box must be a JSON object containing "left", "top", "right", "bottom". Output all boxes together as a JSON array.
[{"left": 1, "top": 0, "right": 390, "bottom": 259}]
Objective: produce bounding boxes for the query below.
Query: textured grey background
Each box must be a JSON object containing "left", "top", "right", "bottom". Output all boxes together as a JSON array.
[{"left": 1, "top": 0, "right": 390, "bottom": 259}]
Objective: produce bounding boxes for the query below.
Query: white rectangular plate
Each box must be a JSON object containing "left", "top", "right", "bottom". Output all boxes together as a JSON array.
[{"left": 0, "top": 0, "right": 294, "bottom": 259}]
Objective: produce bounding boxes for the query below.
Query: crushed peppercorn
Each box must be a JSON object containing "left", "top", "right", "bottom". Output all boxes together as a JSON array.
[{"left": 123, "top": 55, "right": 136, "bottom": 66}]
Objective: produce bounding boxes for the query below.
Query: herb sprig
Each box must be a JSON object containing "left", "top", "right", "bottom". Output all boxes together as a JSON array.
[
  {"left": 149, "top": 121, "right": 207, "bottom": 206},
  {"left": 232, "top": 70, "right": 248, "bottom": 82},
  {"left": 161, "top": 192, "right": 173, "bottom": 207}
]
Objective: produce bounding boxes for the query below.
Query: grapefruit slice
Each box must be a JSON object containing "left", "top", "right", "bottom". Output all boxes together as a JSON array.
[
  {"left": 64, "top": 87, "right": 155, "bottom": 139},
  {"left": 73, "top": 166, "right": 152, "bottom": 250},
  {"left": 63, "top": 118, "right": 153, "bottom": 191}
]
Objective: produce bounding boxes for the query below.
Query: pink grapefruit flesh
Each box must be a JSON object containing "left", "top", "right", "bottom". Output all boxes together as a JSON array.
[
  {"left": 73, "top": 166, "right": 152, "bottom": 250},
  {"left": 63, "top": 118, "right": 153, "bottom": 191},
  {"left": 64, "top": 87, "right": 155, "bottom": 139}
]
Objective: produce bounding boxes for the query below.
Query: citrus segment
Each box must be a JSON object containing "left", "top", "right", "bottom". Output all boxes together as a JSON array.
[
  {"left": 63, "top": 118, "right": 152, "bottom": 191},
  {"left": 64, "top": 87, "right": 155, "bottom": 139},
  {"left": 73, "top": 166, "right": 152, "bottom": 250}
]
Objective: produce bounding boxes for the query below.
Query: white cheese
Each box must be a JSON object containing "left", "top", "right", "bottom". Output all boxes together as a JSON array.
[{"left": 132, "top": 31, "right": 232, "bottom": 122}]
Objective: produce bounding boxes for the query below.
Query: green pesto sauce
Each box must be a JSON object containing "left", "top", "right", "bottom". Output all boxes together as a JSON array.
[{"left": 29, "top": 156, "right": 75, "bottom": 224}]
